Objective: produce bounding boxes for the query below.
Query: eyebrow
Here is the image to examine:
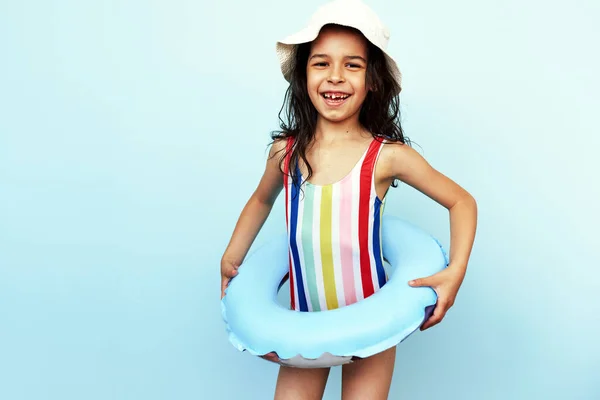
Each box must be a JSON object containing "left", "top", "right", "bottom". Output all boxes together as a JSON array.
[{"left": 309, "top": 54, "right": 367, "bottom": 63}]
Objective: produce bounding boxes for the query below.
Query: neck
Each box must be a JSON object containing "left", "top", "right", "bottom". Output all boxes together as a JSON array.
[{"left": 314, "top": 115, "right": 365, "bottom": 143}]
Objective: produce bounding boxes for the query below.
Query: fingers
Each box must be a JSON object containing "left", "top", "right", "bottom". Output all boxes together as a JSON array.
[
  {"left": 409, "top": 274, "right": 449, "bottom": 329},
  {"left": 221, "top": 277, "right": 228, "bottom": 299},
  {"left": 260, "top": 352, "right": 280, "bottom": 364},
  {"left": 226, "top": 266, "right": 239, "bottom": 278},
  {"left": 420, "top": 308, "right": 444, "bottom": 330},
  {"left": 420, "top": 299, "right": 450, "bottom": 330},
  {"left": 220, "top": 268, "right": 239, "bottom": 299},
  {"left": 408, "top": 276, "right": 433, "bottom": 287}
]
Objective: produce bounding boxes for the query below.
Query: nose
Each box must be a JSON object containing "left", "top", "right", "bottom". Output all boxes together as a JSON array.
[{"left": 327, "top": 64, "right": 345, "bottom": 84}]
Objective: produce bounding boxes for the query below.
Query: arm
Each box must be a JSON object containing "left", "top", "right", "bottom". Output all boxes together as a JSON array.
[
  {"left": 383, "top": 143, "right": 478, "bottom": 329},
  {"left": 220, "top": 139, "right": 287, "bottom": 298}
]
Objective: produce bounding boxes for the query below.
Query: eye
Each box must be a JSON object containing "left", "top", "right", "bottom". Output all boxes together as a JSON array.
[
  {"left": 346, "top": 63, "right": 362, "bottom": 69},
  {"left": 313, "top": 62, "right": 328, "bottom": 67}
]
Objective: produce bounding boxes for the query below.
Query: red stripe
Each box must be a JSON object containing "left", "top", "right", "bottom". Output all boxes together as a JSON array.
[
  {"left": 358, "top": 139, "right": 383, "bottom": 298},
  {"left": 283, "top": 138, "right": 291, "bottom": 227},
  {"left": 283, "top": 138, "right": 295, "bottom": 309}
]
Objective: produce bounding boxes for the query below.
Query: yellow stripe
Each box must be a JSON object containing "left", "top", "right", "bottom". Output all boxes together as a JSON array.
[{"left": 320, "top": 185, "right": 338, "bottom": 309}]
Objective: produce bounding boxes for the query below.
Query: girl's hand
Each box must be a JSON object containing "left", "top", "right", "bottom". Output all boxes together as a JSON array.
[
  {"left": 220, "top": 258, "right": 239, "bottom": 299},
  {"left": 220, "top": 259, "right": 280, "bottom": 363},
  {"left": 408, "top": 265, "right": 466, "bottom": 330}
]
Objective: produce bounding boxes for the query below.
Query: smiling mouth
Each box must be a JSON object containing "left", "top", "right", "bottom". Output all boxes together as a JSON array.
[{"left": 321, "top": 92, "right": 351, "bottom": 105}]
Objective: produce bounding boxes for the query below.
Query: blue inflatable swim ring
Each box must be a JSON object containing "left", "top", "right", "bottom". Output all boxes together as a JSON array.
[{"left": 221, "top": 215, "right": 448, "bottom": 368}]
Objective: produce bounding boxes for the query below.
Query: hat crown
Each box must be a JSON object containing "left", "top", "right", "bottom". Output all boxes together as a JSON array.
[{"left": 308, "top": 0, "right": 391, "bottom": 49}]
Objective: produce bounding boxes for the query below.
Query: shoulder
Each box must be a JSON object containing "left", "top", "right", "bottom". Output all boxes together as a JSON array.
[
  {"left": 379, "top": 139, "right": 417, "bottom": 159},
  {"left": 268, "top": 137, "right": 289, "bottom": 162},
  {"left": 378, "top": 140, "right": 430, "bottom": 180},
  {"left": 267, "top": 136, "right": 291, "bottom": 171},
  {"left": 269, "top": 137, "right": 288, "bottom": 155}
]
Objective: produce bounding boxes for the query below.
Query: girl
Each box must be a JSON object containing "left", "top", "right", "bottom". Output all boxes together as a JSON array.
[{"left": 220, "top": 0, "right": 477, "bottom": 398}]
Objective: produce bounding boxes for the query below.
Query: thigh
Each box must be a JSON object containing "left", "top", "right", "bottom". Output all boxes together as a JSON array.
[
  {"left": 341, "top": 346, "right": 396, "bottom": 400},
  {"left": 274, "top": 365, "right": 331, "bottom": 400}
]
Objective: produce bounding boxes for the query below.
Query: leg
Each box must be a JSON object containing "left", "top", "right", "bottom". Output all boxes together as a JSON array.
[
  {"left": 341, "top": 346, "right": 396, "bottom": 400},
  {"left": 274, "top": 365, "right": 331, "bottom": 400}
]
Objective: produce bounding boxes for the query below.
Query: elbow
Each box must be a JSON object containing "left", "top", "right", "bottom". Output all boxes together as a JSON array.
[
  {"left": 451, "top": 191, "right": 477, "bottom": 213},
  {"left": 252, "top": 190, "right": 279, "bottom": 209},
  {"left": 466, "top": 192, "right": 477, "bottom": 208},
  {"left": 463, "top": 193, "right": 478, "bottom": 220}
]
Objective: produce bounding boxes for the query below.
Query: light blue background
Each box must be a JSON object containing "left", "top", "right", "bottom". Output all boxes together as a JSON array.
[{"left": 1, "top": 0, "right": 599, "bottom": 399}]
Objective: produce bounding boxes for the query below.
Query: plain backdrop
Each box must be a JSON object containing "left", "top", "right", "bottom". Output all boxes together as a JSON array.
[{"left": 1, "top": 0, "right": 599, "bottom": 399}]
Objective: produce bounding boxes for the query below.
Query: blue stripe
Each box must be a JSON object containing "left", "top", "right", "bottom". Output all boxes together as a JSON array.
[
  {"left": 372, "top": 198, "right": 386, "bottom": 288},
  {"left": 289, "top": 168, "right": 308, "bottom": 311}
]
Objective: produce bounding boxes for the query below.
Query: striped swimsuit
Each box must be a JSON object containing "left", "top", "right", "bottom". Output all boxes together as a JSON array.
[{"left": 283, "top": 137, "right": 388, "bottom": 312}]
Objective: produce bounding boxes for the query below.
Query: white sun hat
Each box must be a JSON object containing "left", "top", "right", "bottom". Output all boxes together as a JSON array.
[{"left": 275, "top": 0, "right": 402, "bottom": 93}]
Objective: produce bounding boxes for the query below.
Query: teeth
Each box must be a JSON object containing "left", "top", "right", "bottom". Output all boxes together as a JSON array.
[{"left": 324, "top": 93, "right": 349, "bottom": 99}]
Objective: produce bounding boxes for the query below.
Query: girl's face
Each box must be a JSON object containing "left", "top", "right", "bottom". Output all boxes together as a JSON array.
[{"left": 306, "top": 27, "right": 370, "bottom": 125}]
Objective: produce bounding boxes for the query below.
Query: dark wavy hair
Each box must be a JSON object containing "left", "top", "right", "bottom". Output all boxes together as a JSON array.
[{"left": 270, "top": 24, "right": 411, "bottom": 189}]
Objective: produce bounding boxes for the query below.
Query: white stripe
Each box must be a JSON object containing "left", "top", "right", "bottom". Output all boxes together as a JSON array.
[
  {"left": 311, "top": 186, "right": 327, "bottom": 310},
  {"left": 350, "top": 165, "right": 363, "bottom": 302},
  {"left": 330, "top": 183, "right": 345, "bottom": 307}
]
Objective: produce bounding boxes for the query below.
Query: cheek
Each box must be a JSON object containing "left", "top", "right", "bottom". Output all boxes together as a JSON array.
[
  {"left": 350, "top": 76, "right": 368, "bottom": 98},
  {"left": 306, "top": 76, "right": 324, "bottom": 103},
  {"left": 306, "top": 73, "right": 321, "bottom": 91},
  {"left": 306, "top": 80, "right": 318, "bottom": 97},
  {"left": 354, "top": 75, "right": 368, "bottom": 91}
]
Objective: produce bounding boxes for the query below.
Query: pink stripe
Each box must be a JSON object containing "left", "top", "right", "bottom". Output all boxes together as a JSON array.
[{"left": 339, "top": 174, "right": 357, "bottom": 305}]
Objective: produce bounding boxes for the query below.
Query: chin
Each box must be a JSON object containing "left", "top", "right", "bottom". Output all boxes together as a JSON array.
[{"left": 317, "top": 109, "right": 360, "bottom": 123}]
